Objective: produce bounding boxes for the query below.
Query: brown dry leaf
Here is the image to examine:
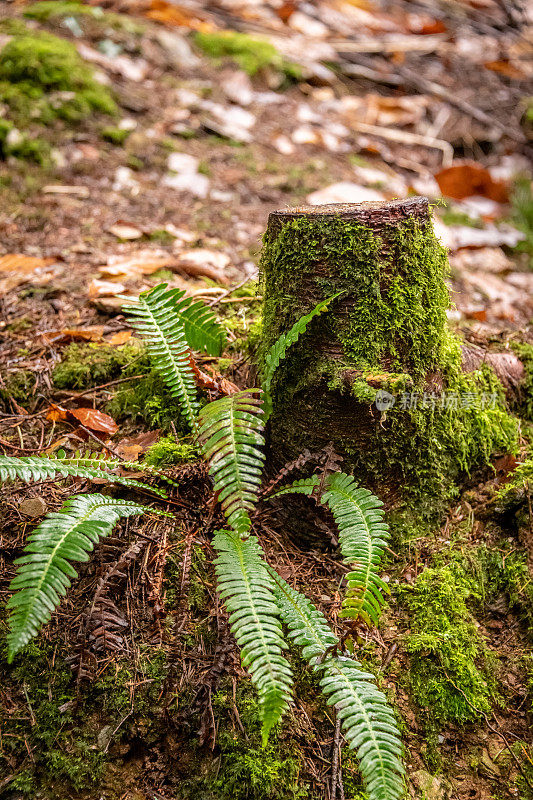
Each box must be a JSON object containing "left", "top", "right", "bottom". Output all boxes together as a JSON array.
[
  {"left": 107, "top": 221, "right": 145, "bottom": 240},
  {"left": 188, "top": 355, "right": 239, "bottom": 396},
  {"left": 98, "top": 250, "right": 175, "bottom": 281},
  {"left": 70, "top": 408, "right": 119, "bottom": 435},
  {"left": 88, "top": 279, "right": 127, "bottom": 299},
  {"left": 116, "top": 430, "right": 160, "bottom": 460},
  {"left": 176, "top": 249, "right": 230, "bottom": 285},
  {"left": 484, "top": 60, "right": 526, "bottom": 79},
  {"left": 47, "top": 403, "right": 70, "bottom": 423},
  {"left": 107, "top": 330, "right": 133, "bottom": 345},
  {"left": 144, "top": 0, "right": 208, "bottom": 30},
  {"left": 435, "top": 161, "right": 508, "bottom": 202},
  {"left": 40, "top": 326, "right": 105, "bottom": 345},
  {"left": 0, "top": 253, "right": 57, "bottom": 293}
]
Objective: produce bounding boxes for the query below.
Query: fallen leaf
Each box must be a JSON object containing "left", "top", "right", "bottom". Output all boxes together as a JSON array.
[
  {"left": 176, "top": 249, "right": 230, "bottom": 285},
  {"left": 107, "top": 330, "right": 133, "bottom": 345},
  {"left": 0, "top": 253, "right": 57, "bottom": 293},
  {"left": 107, "top": 221, "right": 145, "bottom": 240},
  {"left": 76, "top": 42, "right": 149, "bottom": 82},
  {"left": 98, "top": 250, "right": 174, "bottom": 281},
  {"left": 42, "top": 185, "right": 90, "bottom": 197},
  {"left": 116, "top": 430, "right": 160, "bottom": 461},
  {"left": 484, "top": 60, "right": 526, "bottom": 80},
  {"left": 19, "top": 497, "right": 48, "bottom": 518},
  {"left": 435, "top": 161, "right": 509, "bottom": 202},
  {"left": 47, "top": 403, "right": 70, "bottom": 422},
  {"left": 70, "top": 408, "right": 119, "bottom": 435},
  {"left": 188, "top": 355, "right": 239, "bottom": 396},
  {"left": 40, "top": 326, "right": 105, "bottom": 345},
  {"left": 145, "top": 0, "right": 207, "bottom": 30}
]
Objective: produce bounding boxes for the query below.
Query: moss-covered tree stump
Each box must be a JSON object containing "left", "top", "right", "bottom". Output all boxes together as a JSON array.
[{"left": 260, "top": 198, "right": 517, "bottom": 509}]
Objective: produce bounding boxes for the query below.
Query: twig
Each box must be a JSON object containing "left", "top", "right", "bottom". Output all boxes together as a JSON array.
[
  {"left": 330, "top": 716, "right": 343, "bottom": 800},
  {"left": 208, "top": 276, "right": 254, "bottom": 307},
  {"left": 350, "top": 121, "right": 454, "bottom": 166},
  {"left": 54, "top": 373, "right": 146, "bottom": 399}
]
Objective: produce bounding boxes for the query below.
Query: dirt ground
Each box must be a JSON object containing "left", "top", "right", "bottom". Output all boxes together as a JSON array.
[{"left": 0, "top": 1, "right": 532, "bottom": 799}]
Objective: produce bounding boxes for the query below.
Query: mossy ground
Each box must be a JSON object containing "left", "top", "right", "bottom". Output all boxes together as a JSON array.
[{"left": 193, "top": 31, "right": 301, "bottom": 82}]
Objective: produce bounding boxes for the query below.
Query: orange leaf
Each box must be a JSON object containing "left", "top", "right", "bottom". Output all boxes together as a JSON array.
[
  {"left": 69, "top": 408, "right": 119, "bottom": 435},
  {"left": 435, "top": 161, "right": 508, "bottom": 203},
  {"left": 188, "top": 354, "right": 239, "bottom": 396},
  {"left": 107, "top": 330, "right": 133, "bottom": 345},
  {"left": 145, "top": 0, "right": 208, "bottom": 30},
  {"left": 484, "top": 60, "right": 525, "bottom": 80},
  {"left": 47, "top": 403, "right": 70, "bottom": 422},
  {"left": 0, "top": 253, "right": 57, "bottom": 293},
  {"left": 40, "top": 326, "right": 105, "bottom": 345}
]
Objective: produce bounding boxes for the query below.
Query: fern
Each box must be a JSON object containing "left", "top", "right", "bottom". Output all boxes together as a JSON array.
[
  {"left": 213, "top": 531, "right": 292, "bottom": 745},
  {"left": 6, "top": 494, "right": 151, "bottom": 661},
  {"left": 122, "top": 284, "right": 200, "bottom": 431},
  {"left": 198, "top": 390, "right": 265, "bottom": 536},
  {"left": 269, "top": 475, "right": 319, "bottom": 498},
  {"left": 0, "top": 450, "right": 169, "bottom": 498},
  {"left": 262, "top": 294, "right": 341, "bottom": 420},
  {"left": 268, "top": 568, "right": 404, "bottom": 800},
  {"left": 171, "top": 288, "right": 227, "bottom": 356},
  {"left": 322, "top": 473, "right": 390, "bottom": 625}
]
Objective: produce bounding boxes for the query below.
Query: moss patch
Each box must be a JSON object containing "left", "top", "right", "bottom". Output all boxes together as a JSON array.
[
  {"left": 194, "top": 30, "right": 301, "bottom": 81},
  {"left": 402, "top": 564, "right": 499, "bottom": 724},
  {"left": 0, "top": 29, "right": 116, "bottom": 125},
  {"left": 144, "top": 435, "right": 199, "bottom": 468},
  {"left": 52, "top": 341, "right": 144, "bottom": 390},
  {"left": 23, "top": 1, "right": 99, "bottom": 20}
]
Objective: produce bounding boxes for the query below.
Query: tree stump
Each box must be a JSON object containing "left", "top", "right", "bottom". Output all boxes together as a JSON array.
[{"left": 260, "top": 198, "right": 518, "bottom": 508}]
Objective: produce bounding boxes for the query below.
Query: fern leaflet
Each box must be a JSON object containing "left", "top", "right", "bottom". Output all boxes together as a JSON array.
[
  {"left": 198, "top": 390, "right": 265, "bottom": 536},
  {"left": 321, "top": 473, "right": 390, "bottom": 625},
  {"left": 6, "top": 494, "right": 150, "bottom": 661},
  {"left": 268, "top": 476, "right": 319, "bottom": 499},
  {"left": 0, "top": 450, "right": 169, "bottom": 498},
  {"left": 262, "top": 294, "right": 341, "bottom": 420},
  {"left": 122, "top": 284, "right": 200, "bottom": 432},
  {"left": 214, "top": 531, "right": 292, "bottom": 745},
  {"left": 268, "top": 568, "right": 404, "bottom": 800}
]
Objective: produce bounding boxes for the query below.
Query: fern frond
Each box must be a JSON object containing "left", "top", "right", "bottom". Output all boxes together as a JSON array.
[
  {"left": 268, "top": 568, "right": 404, "bottom": 800},
  {"left": 262, "top": 294, "right": 341, "bottom": 420},
  {"left": 0, "top": 450, "right": 169, "bottom": 498},
  {"left": 172, "top": 290, "right": 227, "bottom": 356},
  {"left": 268, "top": 475, "right": 319, "bottom": 499},
  {"left": 6, "top": 494, "right": 149, "bottom": 662},
  {"left": 198, "top": 390, "right": 265, "bottom": 536},
  {"left": 213, "top": 531, "right": 293, "bottom": 745},
  {"left": 122, "top": 284, "right": 200, "bottom": 431},
  {"left": 322, "top": 473, "right": 390, "bottom": 626}
]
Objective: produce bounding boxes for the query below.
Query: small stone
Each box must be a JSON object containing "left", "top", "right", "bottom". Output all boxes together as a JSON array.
[
  {"left": 19, "top": 497, "right": 48, "bottom": 518},
  {"left": 410, "top": 770, "right": 450, "bottom": 800}
]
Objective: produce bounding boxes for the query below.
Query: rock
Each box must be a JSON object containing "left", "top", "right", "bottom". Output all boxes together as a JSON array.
[
  {"left": 167, "top": 152, "right": 199, "bottom": 174},
  {"left": 155, "top": 29, "right": 200, "bottom": 70},
  {"left": 410, "top": 769, "right": 450, "bottom": 800},
  {"left": 221, "top": 70, "right": 254, "bottom": 106},
  {"left": 19, "top": 497, "right": 48, "bottom": 518},
  {"left": 163, "top": 172, "right": 210, "bottom": 199}
]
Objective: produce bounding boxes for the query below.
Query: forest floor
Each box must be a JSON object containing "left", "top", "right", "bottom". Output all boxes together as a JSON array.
[{"left": 0, "top": 1, "right": 532, "bottom": 799}]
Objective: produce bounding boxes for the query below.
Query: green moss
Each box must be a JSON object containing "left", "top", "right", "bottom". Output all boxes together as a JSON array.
[
  {"left": 439, "top": 205, "right": 482, "bottom": 228},
  {"left": 0, "top": 638, "right": 104, "bottom": 793},
  {"left": 402, "top": 564, "right": 499, "bottom": 724},
  {"left": 208, "top": 684, "right": 309, "bottom": 800},
  {"left": 0, "top": 369, "right": 36, "bottom": 409},
  {"left": 107, "top": 370, "right": 194, "bottom": 433},
  {"left": 0, "top": 118, "right": 51, "bottom": 164},
  {"left": 102, "top": 125, "right": 130, "bottom": 145},
  {"left": 52, "top": 341, "right": 144, "bottom": 390},
  {"left": 194, "top": 31, "right": 301, "bottom": 81},
  {"left": 24, "top": 1, "right": 98, "bottom": 20},
  {"left": 144, "top": 435, "right": 199, "bottom": 468},
  {"left": 512, "top": 342, "right": 533, "bottom": 419},
  {"left": 510, "top": 176, "right": 533, "bottom": 268},
  {"left": 260, "top": 212, "right": 518, "bottom": 507},
  {"left": 0, "top": 29, "right": 117, "bottom": 128}
]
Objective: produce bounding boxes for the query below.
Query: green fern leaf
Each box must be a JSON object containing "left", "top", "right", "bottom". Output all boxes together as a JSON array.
[
  {"left": 0, "top": 450, "right": 169, "bottom": 498},
  {"left": 268, "top": 568, "right": 404, "bottom": 800},
  {"left": 322, "top": 473, "right": 390, "bottom": 626},
  {"left": 172, "top": 289, "right": 227, "bottom": 356},
  {"left": 214, "top": 531, "right": 293, "bottom": 745},
  {"left": 122, "top": 284, "right": 200, "bottom": 431},
  {"left": 268, "top": 476, "right": 319, "bottom": 498},
  {"left": 262, "top": 294, "right": 341, "bottom": 420},
  {"left": 6, "top": 494, "right": 151, "bottom": 661},
  {"left": 198, "top": 390, "right": 265, "bottom": 536}
]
